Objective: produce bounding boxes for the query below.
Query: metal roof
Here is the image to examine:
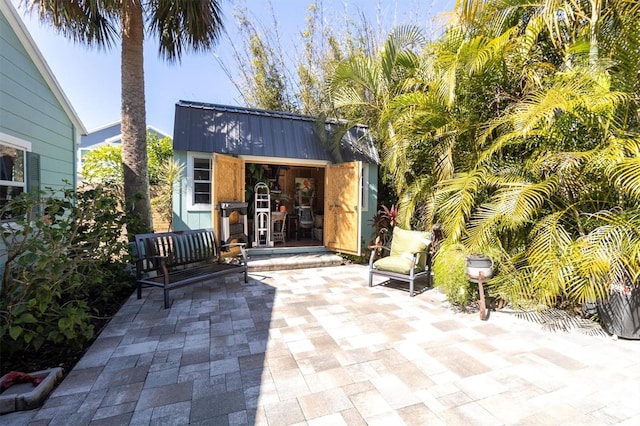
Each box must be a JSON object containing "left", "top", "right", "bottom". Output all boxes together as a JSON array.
[{"left": 173, "top": 101, "right": 379, "bottom": 164}]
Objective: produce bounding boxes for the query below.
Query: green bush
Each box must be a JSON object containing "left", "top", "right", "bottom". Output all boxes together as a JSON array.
[
  {"left": 0, "top": 185, "right": 134, "bottom": 355},
  {"left": 432, "top": 243, "right": 477, "bottom": 309}
]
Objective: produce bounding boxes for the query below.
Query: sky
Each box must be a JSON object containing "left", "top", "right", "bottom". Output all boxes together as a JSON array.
[{"left": 13, "top": 0, "right": 456, "bottom": 136}]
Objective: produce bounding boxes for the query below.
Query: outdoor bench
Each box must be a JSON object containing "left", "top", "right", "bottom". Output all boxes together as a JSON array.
[{"left": 134, "top": 228, "right": 247, "bottom": 308}]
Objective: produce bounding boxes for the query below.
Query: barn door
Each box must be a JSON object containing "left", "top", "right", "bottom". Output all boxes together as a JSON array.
[
  {"left": 212, "top": 153, "right": 245, "bottom": 235},
  {"left": 324, "top": 161, "right": 362, "bottom": 255}
]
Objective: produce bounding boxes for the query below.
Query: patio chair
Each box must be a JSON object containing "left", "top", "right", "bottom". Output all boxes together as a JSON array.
[
  {"left": 368, "top": 226, "right": 433, "bottom": 296},
  {"left": 295, "top": 189, "right": 314, "bottom": 238}
]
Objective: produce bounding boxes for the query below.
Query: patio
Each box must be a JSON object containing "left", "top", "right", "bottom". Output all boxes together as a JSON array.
[{"left": 3, "top": 263, "right": 640, "bottom": 425}]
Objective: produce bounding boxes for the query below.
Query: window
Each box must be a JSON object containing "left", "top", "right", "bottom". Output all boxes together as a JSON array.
[
  {"left": 79, "top": 148, "right": 91, "bottom": 167},
  {"left": 187, "top": 153, "right": 212, "bottom": 210},
  {"left": 0, "top": 134, "right": 32, "bottom": 220}
]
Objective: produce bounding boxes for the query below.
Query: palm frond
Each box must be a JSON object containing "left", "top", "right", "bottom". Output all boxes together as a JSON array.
[
  {"left": 611, "top": 158, "right": 640, "bottom": 199},
  {"left": 150, "top": 0, "right": 224, "bottom": 62},
  {"left": 25, "top": 0, "right": 119, "bottom": 48},
  {"left": 433, "top": 169, "right": 488, "bottom": 242},
  {"left": 468, "top": 28, "right": 516, "bottom": 75},
  {"left": 511, "top": 308, "right": 607, "bottom": 337}
]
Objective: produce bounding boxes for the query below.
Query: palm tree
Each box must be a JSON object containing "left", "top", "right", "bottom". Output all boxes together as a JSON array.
[
  {"left": 429, "top": 0, "right": 640, "bottom": 308},
  {"left": 327, "top": 24, "right": 427, "bottom": 216},
  {"left": 342, "top": 0, "right": 640, "bottom": 309},
  {"left": 23, "top": 0, "right": 224, "bottom": 235}
]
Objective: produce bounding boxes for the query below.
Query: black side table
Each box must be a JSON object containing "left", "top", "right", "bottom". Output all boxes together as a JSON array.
[{"left": 287, "top": 214, "right": 299, "bottom": 240}]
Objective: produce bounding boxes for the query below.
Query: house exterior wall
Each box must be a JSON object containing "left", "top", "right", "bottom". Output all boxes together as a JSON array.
[
  {"left": 1, "top": 2, "right": 80, "bottom": 192},
  {"left": 172, "top": 150, "right": 212, "bottom": 231}
]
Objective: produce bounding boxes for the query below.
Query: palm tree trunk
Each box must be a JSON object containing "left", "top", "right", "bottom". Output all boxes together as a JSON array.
[{"left": 121, "top": 0, "right": 152, "bottom": 234}]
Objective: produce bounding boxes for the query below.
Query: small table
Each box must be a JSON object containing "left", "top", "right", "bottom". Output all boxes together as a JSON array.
[{"left": 287, "top": 214, "right": 299, "bottom": 240}]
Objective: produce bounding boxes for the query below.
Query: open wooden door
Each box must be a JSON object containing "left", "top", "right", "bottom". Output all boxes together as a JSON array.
[
  {"left": 324, "top": 161, "right": 362, "bottom": 255},
  {"left": 212, "top": 153, "right": 245, "bottom": 236}
]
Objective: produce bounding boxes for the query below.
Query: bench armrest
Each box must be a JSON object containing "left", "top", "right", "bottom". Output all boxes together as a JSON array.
[
  {"left": 221, "top": 242, "right": 248, "bottom": 265},
  {"left": 222, "top": 242, "right": 246, "bottom": 249},
  {"left": 135, "top": 254, "right": 169, "bottom": 266},
  {"left": 135, "top": 255, "right": 170, "bottom": 278}
]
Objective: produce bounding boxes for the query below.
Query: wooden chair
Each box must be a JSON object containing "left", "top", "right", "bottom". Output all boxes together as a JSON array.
[
  {"left": 272, "top": 211, "right": 287, "bottom": 244},
  {"left": 368, "top": 227, "right": 433, "bottom": 296}
]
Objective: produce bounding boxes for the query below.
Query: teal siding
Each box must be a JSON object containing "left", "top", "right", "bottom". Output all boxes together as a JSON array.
[
  {"left": 0, "top": 8, "right": 76, "bottom": 190},
  {"left": 172, "top": 150, "right": 212, "bottom": 231},
  {"left": 359, "top": 163, "right": 378, "bottom": 254}
]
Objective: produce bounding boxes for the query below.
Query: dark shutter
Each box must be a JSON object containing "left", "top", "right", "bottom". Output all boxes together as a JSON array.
[{"left": 26, "top": 151, "right": 40, "bottom": 195}]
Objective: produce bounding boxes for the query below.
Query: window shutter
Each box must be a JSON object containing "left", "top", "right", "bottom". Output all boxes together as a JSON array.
[{"left": 26, "top": 151, "right": 40, "bottom": 195}]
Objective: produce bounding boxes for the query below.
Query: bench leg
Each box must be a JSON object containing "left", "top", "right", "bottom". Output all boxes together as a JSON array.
[
  {"left": 137, "top": 282, "right": 142, "bottom": 300},
  {"left": 164, "top": 288, "right": 170, "bottom": 309},
  {"left": 369, "top": 271, "right": 373, "bottom": 287},
  {"left": 409, "top": 278, "right": 415, "bottom": 297},
  {"left": 244, "top": 270, "right": 248, "bottom": 283}
]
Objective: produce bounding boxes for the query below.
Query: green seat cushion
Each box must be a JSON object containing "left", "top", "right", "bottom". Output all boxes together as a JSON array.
[
  {"left": 374, "top": 255, "right": 423, "bottom": 274},
  {"left": 389, "top": 227, "right": 431, "bottom": 271}
]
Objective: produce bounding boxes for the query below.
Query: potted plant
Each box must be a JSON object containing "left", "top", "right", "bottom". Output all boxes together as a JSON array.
[
  {"left": 433, "top": 242, "right": 499, "bottom": 319},
  {"left": 597, "top": 282, "right": 640, "bottom": 339},
  {"left": 465, "top": 254, "right": 495, "bottom": 320}
]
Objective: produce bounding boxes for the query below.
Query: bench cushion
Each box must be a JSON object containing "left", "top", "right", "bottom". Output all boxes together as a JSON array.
[{"left": 388, "top": 227, "right": 431, "bottom": 270}]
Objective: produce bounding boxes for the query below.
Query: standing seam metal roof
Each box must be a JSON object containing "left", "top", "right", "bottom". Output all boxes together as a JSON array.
[{"left": 173, "top": 101, "right": 379, "bottom": 164}]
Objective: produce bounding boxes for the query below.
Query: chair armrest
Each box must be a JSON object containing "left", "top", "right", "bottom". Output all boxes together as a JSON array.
[
  {"left": 400, "top": 250, "right": 430, "bottom": 268},
  {"left": 368, "top": 245, "right": 391, "bottom": 267}
]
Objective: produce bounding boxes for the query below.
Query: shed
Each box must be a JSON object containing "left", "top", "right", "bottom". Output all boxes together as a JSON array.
[{"left": 172, "top": 101, "right": 379, "bottom": 256}]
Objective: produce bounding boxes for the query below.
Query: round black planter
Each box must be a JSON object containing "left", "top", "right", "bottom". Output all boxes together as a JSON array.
[{"left": 597, "top": 287, "right": 640, "bottom": 339}]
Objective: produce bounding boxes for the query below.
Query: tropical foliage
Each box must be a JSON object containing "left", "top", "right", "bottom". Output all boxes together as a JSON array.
[
  {"left": 329, "top": 0, "right": 640, "bottom": 310},
  {"left": 222, "top": 0, "right": 413, "bottom": 115},
  {"left": 0, "top": 186, "right": 133, "bottom": 359},
  {"left": 81, "top": 132, "right": 173, "bottom": 187},
  {"left": 151, "top": 159, "right": 185, "bottom": 232},
  {"left": 81, "top": 133, "right": 177, "bottom": 231}
]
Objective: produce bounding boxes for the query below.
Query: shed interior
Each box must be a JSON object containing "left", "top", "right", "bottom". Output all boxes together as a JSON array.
[{"left": 245, "top": 163, "right": 326, "bottom": 247}]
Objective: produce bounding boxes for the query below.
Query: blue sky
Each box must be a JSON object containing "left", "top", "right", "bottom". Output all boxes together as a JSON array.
[{"left": 15, "top": 0, "right": 455, "bottom": 136}]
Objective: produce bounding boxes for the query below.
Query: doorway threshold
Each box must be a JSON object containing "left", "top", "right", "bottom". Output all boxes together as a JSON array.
[
  {"left": 247, "top": 245, "right": 327, "bottom": 256},
  {"left": 246, "top": 250, "right": 344, "bottom": 272}
]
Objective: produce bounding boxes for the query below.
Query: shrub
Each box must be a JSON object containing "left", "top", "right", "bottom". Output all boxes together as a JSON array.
[
  {"left": 0, "top": 185, "right": 134, "bottom": 357},
  {"left": 432, "top": 243, "right": 477, "bottom": 309}
]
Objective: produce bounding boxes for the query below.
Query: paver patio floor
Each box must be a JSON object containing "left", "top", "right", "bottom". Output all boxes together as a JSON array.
[{"left": 3, "top": 264, "right": 640, "bottom": 425}]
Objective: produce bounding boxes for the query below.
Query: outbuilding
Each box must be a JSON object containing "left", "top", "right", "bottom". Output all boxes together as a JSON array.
[{"left": 172, "top": 101, "right": 379, "bottom": 256}]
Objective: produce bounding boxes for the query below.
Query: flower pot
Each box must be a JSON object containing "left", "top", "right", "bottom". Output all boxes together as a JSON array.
[
  {"left": 597, "top": 287, "right": 640, "bottom": 340},
  {"left": 465, "top": 255, "right": 494, "bottom": 283},
  {"left": 0, "top": 368, "right": 63, "bottom": 414}
]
